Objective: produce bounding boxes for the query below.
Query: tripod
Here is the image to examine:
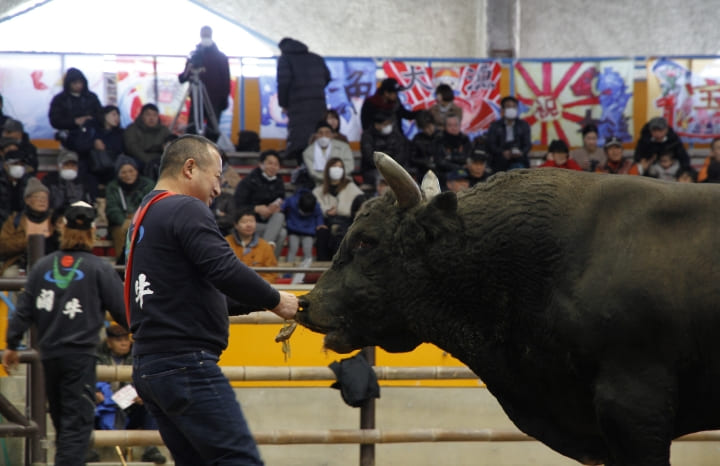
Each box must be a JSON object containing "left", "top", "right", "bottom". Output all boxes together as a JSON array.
[{"left": 171, "top": 67, "right": 220, "bottom": 138}]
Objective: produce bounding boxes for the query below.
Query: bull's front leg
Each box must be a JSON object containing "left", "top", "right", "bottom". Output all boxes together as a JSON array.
[{"left": 593, "top": 362, "right": 676, "bottom": 466}]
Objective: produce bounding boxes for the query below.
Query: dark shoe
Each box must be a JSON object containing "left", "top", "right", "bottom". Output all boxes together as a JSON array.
[
  {"left": 84, "top": 449, "right": 101, "bottom": 462},
  {"left": 141, "top": 446, "right": 167, "bottom": 464}
]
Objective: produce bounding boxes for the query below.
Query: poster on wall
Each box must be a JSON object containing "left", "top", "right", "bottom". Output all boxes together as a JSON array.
[
  {"left": 513, "top": 60, "right": 634, "bottom": 147},
  {"left": 259, "top": 58, "right": 376, "bottom": 142},
  {"left": 647, "top": 57, "right": 720, "bottom": 143},
  {"left": 382, "top": 60, "right": 502, "bottom": 140}
]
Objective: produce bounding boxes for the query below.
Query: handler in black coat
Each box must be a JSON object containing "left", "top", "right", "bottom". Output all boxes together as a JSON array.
[{"left": 277, "top": 37, "right": 331, "bottom": 165}]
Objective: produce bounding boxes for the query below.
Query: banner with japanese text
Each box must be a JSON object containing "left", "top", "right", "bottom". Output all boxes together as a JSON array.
[
  {"left": 647, "top": 57, "right": 720, "bottom": 143},
  {"left": 382, "top": 60, "right": 502, "bottom": 139},
  {"left": 259, "top": 58, "right": 376, "bottom": 142},
  {"left": 513, "top": 60, "right": 634, "bottom": 147}
]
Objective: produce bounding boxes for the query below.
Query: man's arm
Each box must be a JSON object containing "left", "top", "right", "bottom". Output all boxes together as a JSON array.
[
  {"left": 3, "top": 288, "right": 35, "bottom": 372},
  {"left": 277, "top": 56, "right": 291, "bottom": 109}
]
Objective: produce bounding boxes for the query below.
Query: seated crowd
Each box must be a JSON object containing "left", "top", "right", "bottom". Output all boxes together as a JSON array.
[{"left": 1, "top": 74, "right": 718, "bottom": 281}]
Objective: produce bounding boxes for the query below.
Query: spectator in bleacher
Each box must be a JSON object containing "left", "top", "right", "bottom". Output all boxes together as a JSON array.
[
  {"left": 0, "top": 178, "right": 57, "bottom": 277},
  {"left": 233, "top": 149, "right": 287, "bottom": 258},
  {"left": 225, "top": 208, "right": 278, "bottom": 284},
  {"left": 570, "top": 124, "right": 605, "bottom": 171},
  {"left": 434, "top": 113, "right": 473, "bottom": 184},
  {"left": 212, "top": 150, "right": 240, "bottom": 236},
  {"left": 48, "top": 67, "right": 103, "bottom": 173},
  {"left": 360, "top": 111, "right": 412, "bottom": 186},
  {"left": 105, "top": 155, "right": 154, "bottom": 260},
  {"left": 282, "top": 188, "right": 324, "bottom": 263},
  {"left": 445, "top": 168, "right": 470, "bottom": 193},
  {"left": 123, "top": 103, "right": 171, "bottom": 170},
  {"left": 595, "top": 136, "right": 633, "bottom": 174},
  {"left": 429, "top": 84, "right": 463, "bottom": 131},
  {"left": 42, "top": 149, "right": 97, "bottom": 212},
  {"left": 360, "top": 78, "right": 418, "bottom": 132},
  {"left": 676, "top": 167, "right": 698, "bottom": 183},
  {"left": 410, "top": 110, "right": 439, "bottom": 180},
  {"left": 303, "top": 120, "right": 354, "bottom": 187},
  {"left": 486, "top": 95, "right": 531, "bottom": 172},
  {"left": 179, "top": 26, "right": 231, "bottom": 143},
  {"left": 323, "top": 109, "right": 349, "bottom": 144},
  {"left": 90, "top": 323, "right": 166, "bottom": 464},
  {"left": 0, "top": 93, "right": 8, "bottom": 128},
  {"left": 696, "top": 137, "right": 720, "bottom": 183},
  {"left": 313, "top": 157, "right": 364, "bottom": 261},
  {"left": 466, "top": 149, "right": 492, "bottom": 186},
  {"left": 646, "top": 149, "right": 680, "bottom": 181},
  {"left": 90, "top": 104, "right": 125, "bottom": 184},
  {"left": 539, "top": 139, "right": 582, "bottom": 171},
  {"left": 0, "top": 150, "right": 33, "bottom": 225},
  {"left": 634, "top": 116, "right": 690, "bottom": 169},
  {"left": 2, "top": 118, "right": 38, "bottom": 174},
  {"left": 277, "top": 37, "right": 331, "bottom": 165}
]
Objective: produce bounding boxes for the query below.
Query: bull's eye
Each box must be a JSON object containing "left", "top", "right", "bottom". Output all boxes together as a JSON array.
[{"left": 353, "top": 237, "right": 377, "bottom": 252}]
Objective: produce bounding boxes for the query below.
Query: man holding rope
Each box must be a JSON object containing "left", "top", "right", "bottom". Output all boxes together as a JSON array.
[{"left": 125, "top": 134, "right": 297, "bottom": 465}]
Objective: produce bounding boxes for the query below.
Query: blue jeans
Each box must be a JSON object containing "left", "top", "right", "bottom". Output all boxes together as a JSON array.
[{"left": 132, "top": 351, "right": 263, "bottom": 466}]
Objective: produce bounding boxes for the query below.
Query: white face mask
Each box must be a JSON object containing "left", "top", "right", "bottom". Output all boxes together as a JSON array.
[
  {"left": 60, "top": 169, "right": 78, "bottom": 181},
  {"left": 200, "top": 38, "right": 213, "bottom": 47},
  {"left": 9, "top": 165, "right": 25, "bottom": 179},
  {"left": 329, "top": 166, "right": 344, "bottom": 181},
  {"left": 504, "top": 107, "right": 518, "bottom": 119},
  {"left": 381, "top": 124, "right": 393, "bottom": 135},
  {"left": 317, "top": 136, "right": 331, "bottom": 148}
]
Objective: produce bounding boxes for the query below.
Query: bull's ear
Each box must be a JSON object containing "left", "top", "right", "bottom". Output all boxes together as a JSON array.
[
  {"left": 428, "top": 191, "right": 458, "bottom": 214},
  {"left": 414, "top": 191, "right": 459, "bottom": 239}
]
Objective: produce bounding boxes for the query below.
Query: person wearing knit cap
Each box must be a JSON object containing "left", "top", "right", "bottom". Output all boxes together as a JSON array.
[
  {"left": 105, "top": 154, "right": 154, "bottom": 260},
  {"left": 3, "top": 199, "right": 127, "bottom": 466},
  {"left": 41, "top": 149, "right": 98, "bottom": 212},
  {"left": 0, "top": 177, "right": 56, "bottom": 277}
]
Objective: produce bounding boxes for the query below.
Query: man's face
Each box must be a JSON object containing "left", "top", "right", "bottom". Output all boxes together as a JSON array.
[
  {"left": 316, "top": 127, "right": 333, "bottom": 140},
  {"left": 118, "top": 164, "right": 138, "bottom": 185},
  {"left": 26, "top": 191, "right": 49, "bottom": 212},
  {"left": 107, "top": 335, "right": 131, "bottom": 357},
  {"left": 650, "top": 127, "right": 668, "bottom": 142},
  {"left": 105, "top": 109, "right": 120, "bottom": 128},
  {"left": 383, "top": 90, "right": 398, "bottom": 103},
  {"left": 141, "top": 109, "right": 160, "bottom": 128},
  {"left": 606, "top": 145, "right": 623, "bottom": 161},
  {"left": 2, "top": 129, "right": 22, "bottom": 142},
  {"left": 445, "top": 117, "right": 461, "bottom": 136},
  {"left": 61, "top": 161, "right": 78, "bottom": 172},
  {"left": 466, "top": 160, "right": 486, "bottom": 177},
  {"left": 189, "top": 151, "right": 222, "bottom": 206},
  {"left": 235, "top": 214, "right": 257, "bottom": 238},
  {"left": 261, "top": 155, "right": 280, "bottom": 178},
  {"left": 69, "top": 79, "right": 84, "bottom": 94}
]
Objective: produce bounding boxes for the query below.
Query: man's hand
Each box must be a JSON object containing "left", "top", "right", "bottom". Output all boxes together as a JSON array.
[
  {"left": 2, "top": 349, "right": 19, "bottom": 374},
  {"left": 271, "top": 291, "right": 298, "bottom": 321}
]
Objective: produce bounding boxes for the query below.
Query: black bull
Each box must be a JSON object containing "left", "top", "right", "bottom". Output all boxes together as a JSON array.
[{"left": 296, "top": 152, "right": 720, "bottom": 466}]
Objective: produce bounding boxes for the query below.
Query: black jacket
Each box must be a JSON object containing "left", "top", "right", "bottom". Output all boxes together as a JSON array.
[
  {"left": 179, "top": 42, "right": 231, "bottom": 113},
  {"left": 634, "top": 123, "right": 690, "bottom": 169},
  {"left": 485, "top": 117, "right": 532, "bottom": 171},
  {"left": 6, "top": 250, "right": 126, "bottom": 358},
  {"left": 41, "top": 171, "right": 97, "bottom": 211},
  {"left": 233, "top": 167, "right": 287, "bottom": 222},
  {"left": 48, "top": 68, "right": 103, "bottom": 131}
]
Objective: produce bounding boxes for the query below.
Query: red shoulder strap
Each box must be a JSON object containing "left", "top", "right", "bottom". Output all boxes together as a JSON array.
[{"left": 124, "top": 191, "right": 176, "bottom": 328}]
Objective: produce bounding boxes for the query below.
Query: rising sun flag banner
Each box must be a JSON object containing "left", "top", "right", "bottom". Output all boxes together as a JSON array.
[
  {"left": 513, "top": 60, "right": 634, "bottom": 147},
  {"left": 647, "top": 57, "right": 720, "bottom": 143},
  {"left": 382, "top": 60, "right": 502, "bottom": 139}
]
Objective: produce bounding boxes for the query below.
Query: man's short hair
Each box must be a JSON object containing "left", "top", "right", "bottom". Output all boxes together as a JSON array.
[
  {"left": 435, "top": 84, "right": 454, "bottom": 102},
  {"left": 259, "top": 150, "right": 280, "bottom": 163},
  {"left": 140, "top": 103, "right": 159, "bottom": 115},
  {"left": 500, "top": 96, "right": 518, "bottom": 108},
  {"left": 234, "top": 207, "right": 256, "bottom": 223},
  {"left": 648, "top": 116, "right": 668, "bottom": 131},
  {"left": 158, "top": 134, "right": 218, "bottom": 178}
]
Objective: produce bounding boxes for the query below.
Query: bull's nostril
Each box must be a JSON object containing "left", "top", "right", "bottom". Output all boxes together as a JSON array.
[{"left": 298, "top": 297, "right": 309, "bottom": 312}]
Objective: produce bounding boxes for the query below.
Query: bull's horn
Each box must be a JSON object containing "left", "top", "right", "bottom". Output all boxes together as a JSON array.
[
  {"left": 420, "top": 171, "right": 441, "bottom": 200},
  {"left": 374, "top": 152, "right": 421, "bottom": 209}
]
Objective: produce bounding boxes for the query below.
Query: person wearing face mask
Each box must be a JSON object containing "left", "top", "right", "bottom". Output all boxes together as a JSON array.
[
  {"left": 233, "top": 150, "right": 288, "bottom": 258},
  {"left": 312, "top": 157, "right": 364, "bottom": 261},
  {"left": 105, "top": 155, "right": 155, "bottom": 261},
  {"left": 179, "top": 26, "right": 230, "bottom": 142},
  {"left": 360, "top": 112, "right": 412, "bottom": 186},
  {"left": 2, "top": 118, "right": 38, "bottom": 174},
  {"left": 634, "top": 116, "right": 690, "bottom": 170},
  {"left": 303, "top": 120, "right": 355, "bottom": 186},
  {"left": 0, "top": 177, "right": 58, "bottom": 277},
  {"left": 41, "top": 150, "right": 98, "bottom": 212},
  {"left": 486, "top": 95, "right": 532, "bottom": 172},
  {"left": 429, "top": 84, "right": 464, "bottom": 131},
  {"left": 0, "top": 150, "right": 32, "bottom": 226}
]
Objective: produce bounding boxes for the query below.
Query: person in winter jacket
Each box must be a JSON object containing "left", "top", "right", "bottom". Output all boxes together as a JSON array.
[
  {"left": 282, "top": 188, "right": 324, "bottom": 262},
  {"left": 225, "top": 208, "right": 278, "bottom": 283},
  {"left": 485, "top": 95, "right": 532, "bottom": 172},
  {"left": 360, "top": 78, "right": 418, "bottom": 132},
  {"left": 233, "top": 150, "right": 287, "bottom": 257},
  {"left": 3, "top": 201, "right": 127, "bottom": 466},
  {"left": 277, "top": 37, "right": 331, "bottom": 165},
  {"left": 123, "top": 103, "right": 172, "bottom": 168},
  {"left": 42, "top": 150, "right": 97, "bottom": 212},
  {"left": 178, "top": 26, "right": 230, "bottom": 142},
  {"left": 634, "top": 116, "right": 690, "bottom": 170},
  {"left": 105, "top": 155, "right": 154, "bottom": 260}
]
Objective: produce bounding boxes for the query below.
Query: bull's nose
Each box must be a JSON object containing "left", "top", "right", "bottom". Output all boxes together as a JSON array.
[{"left": 298, "top": 296, "right": 309, "bottom": 313}]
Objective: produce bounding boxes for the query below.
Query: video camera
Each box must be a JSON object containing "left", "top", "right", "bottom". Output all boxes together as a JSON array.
[{"left": 189, "top": 45, "right": 205, "bottom": 68}]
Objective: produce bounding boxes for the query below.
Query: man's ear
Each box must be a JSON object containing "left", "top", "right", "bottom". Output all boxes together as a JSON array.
[{"left": 182, "top": 158, "right": 196, "bottom": 179}]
